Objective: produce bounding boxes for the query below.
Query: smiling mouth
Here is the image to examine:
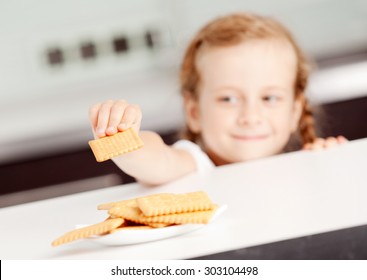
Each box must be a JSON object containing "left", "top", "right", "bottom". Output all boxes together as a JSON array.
[{"left": 231, "top": 134, "right": 269, "bottom": 141}]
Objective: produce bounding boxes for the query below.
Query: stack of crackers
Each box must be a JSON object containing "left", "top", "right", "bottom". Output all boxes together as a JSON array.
[{"left": 52, "top": 191, "right": 217, "bottom": 247}]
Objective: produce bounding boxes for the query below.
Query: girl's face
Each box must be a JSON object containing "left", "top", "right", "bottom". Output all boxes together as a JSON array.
[{"left": 185, "top": 39, "right": 302, "bottom": 165}]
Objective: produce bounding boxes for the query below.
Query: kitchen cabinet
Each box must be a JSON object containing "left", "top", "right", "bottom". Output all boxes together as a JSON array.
[{"left": 0, "top": 130, "right": 178, "bottom": 205}]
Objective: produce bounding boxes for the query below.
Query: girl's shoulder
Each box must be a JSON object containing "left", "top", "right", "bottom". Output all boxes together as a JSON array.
[{"left": 172, "top": 140, "right": 215, "bottom": 172}]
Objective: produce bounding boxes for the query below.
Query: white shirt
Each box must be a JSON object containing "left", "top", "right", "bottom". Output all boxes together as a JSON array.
[{"left": 172, "top": 139, "right": 215, "bottom": 173}]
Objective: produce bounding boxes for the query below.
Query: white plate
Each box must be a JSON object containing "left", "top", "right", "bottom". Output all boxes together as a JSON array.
[{"left": 80, "top": 204, "right": 227, "bottom": 246}]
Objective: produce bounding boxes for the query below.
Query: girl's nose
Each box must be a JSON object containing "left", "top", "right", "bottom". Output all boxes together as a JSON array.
[{"left": 237, "top": 101, "right": 262, "bottom": 126}]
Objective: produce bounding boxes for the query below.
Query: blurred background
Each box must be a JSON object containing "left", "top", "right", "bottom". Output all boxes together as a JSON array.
[{"left": 1, "top": 0, "right": 367, "bottom": 207}]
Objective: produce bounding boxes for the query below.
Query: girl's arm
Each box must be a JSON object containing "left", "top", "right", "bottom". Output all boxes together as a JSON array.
[
  {"left": 89, "top": 100, "right": 197, "bottom": 185},
  {"left": 112, "top": 131, "right": 196, "bottom": 185}
]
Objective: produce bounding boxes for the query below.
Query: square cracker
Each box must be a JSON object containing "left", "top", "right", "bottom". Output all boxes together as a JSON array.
[
  {"left": 109, "top": 204, "right": 217, "bottom": 225},
  {"left": 136, "top": 191, "right": 214, "bottom": 216},
  {"left": 51, "top": 218, "right": 124, "bottom": 247},
  {"left": 108, "top": 206, "right": 169, "bottom": 228},
  {"left": 89, "top": 128, "right": 143, "bottom": 162},
  {"left": 98, "top": 198, "right": 137, "bottom": 210}
]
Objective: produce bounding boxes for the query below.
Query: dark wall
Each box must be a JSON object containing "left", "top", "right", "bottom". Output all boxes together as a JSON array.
[
  {"left": 320, "top": 96, "right": 367, "bottom": 140},
  {"left": 0, "top": 130, "right": 179, "bottom": 196}
]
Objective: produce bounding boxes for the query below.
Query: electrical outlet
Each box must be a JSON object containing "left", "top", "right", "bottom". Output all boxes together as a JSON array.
[
  {"left": 46, "top": 47, "right": 65, "bottom": 66},
  {"left": 40, "top": 25, "right": 173, "bottom": 69},
  {"left": 18, "top": 10, "right": 176, "bottom": 105},
  {"left": 80, "top": 41, "right": 98, "bottom": 60},
  {"left": 112, "top": 36, "right": 130, "bottom": 54}
]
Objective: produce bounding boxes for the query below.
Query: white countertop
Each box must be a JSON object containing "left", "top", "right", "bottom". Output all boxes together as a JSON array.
[{"left": 1, "top": 138, "right": 367, "bottom": 259}]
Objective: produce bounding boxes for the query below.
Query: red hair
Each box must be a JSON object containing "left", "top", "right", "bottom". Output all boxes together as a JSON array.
[{"left": 179, "top": 13, "right": 316, "bottom": 147}]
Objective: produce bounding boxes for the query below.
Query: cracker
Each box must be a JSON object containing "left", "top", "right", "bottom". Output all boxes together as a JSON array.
[
  {"left": 108, "top": 206, "right": 169, "bottom": 228},
  {"left": 51, "top": 218, "right": 124, "bottom": 247},
  {"left": 137, "top": 191, "right": 214, "bottom": 216},
  {"left": 109, "top": 203, "right": 217, "bottom": 225},
  {"left": 139, "top": 206, "right": 217, "bottom": 224},
  {"left": 98, "top": 198, "right": 137, "bottom": 210},
  {"left": 108, "top": 205, "right": 141, "bottom": 221},
  {"left": 89, "top": 128, "right": 143, "bottom": 162},
  {"left": 145, "top": 222, "right": 170, "bottom": 228},
  {"left": 109, "top": 225, "right": 153, "bottom": 234}
]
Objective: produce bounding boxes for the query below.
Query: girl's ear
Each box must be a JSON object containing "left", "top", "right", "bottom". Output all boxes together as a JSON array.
[
  {"left": 183, "top": 91, "right": 201, "bottom": 133},
  {"left": 291, "top": 95, "right": 303, "bottom": 133}
]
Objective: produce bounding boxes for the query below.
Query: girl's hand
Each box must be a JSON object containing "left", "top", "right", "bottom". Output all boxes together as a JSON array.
[
  {"left": 302, "top": 136, "right": 348, "bottom": 151},
  {"left": 89, "top": 100, "right": 142, "bottom": 138}
]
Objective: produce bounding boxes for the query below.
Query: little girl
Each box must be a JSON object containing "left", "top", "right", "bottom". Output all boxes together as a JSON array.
[{"left": 89, "top": 13, "right": 347, "bottom": 185}]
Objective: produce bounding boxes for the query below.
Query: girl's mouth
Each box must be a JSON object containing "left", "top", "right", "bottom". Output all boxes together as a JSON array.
[{"left": 231, "top": 134, "right": 269, "bottom": 141}]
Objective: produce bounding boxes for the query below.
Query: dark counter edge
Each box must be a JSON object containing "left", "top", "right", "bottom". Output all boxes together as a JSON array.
[{"left": 190, "top": 224, "right": 367, "bottom": 260}]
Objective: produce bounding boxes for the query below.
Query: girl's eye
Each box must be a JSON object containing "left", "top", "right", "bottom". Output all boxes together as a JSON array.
[
  {"left": 218, "top": 96, "right": 239, "bottom": 104},
  {"left": 263, "top": 95, "right": 280, "bottom": 104}
]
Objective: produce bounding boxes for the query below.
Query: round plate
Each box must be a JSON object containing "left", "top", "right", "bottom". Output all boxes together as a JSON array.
[{"left": 80, "top": 204, "right": 227, "bottom": 246}]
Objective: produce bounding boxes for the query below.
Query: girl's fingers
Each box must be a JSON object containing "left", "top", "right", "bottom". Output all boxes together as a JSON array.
[
  {"left": 302, "top": 143, "right": 312, "bottom": 150},
  {"left": 304, "top": 135, "right": 348, "bottom": 151},
  {"left": 106, "top": 100, "right": 128, "bottom": 136},
  {"left": 337, "top": 135, "right": 348, "bottom": 143},
  {"left": 118, "top": 104, "right": 142, "bottom": 133},
  {"left": 324, "top": 137, "right": 338, "bottom": 148},
  {"left": 89, "top": 103, "right": 101, "bottom": 130},
  {"left": 96, "top": 100, "right": 114, "bottom": 137},
  {"left": 134, "top": 106, "right": 143, "bottom": 132},
  {"left": 89, "top": 100, "right": 142, "bottom": 138},
  {"left": 311, "top": 138, "right": 325, "bottom": 150}
]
